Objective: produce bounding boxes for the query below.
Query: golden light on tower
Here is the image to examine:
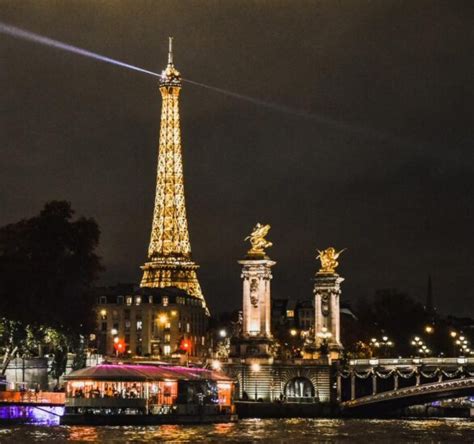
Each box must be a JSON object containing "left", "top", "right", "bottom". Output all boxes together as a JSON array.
[{"left": 140, "top": 38, "right": 209, "bottom": 314}]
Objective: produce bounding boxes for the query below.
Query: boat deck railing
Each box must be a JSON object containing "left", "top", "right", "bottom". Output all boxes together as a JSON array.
[{"left": 0, "top": 391, "right": 65, "bottom": 406}]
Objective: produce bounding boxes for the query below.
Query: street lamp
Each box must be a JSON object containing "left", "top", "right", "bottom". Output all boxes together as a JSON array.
[
  {"left": 158, "top": 314, "right": 168, "bottom": 325},
  {"left": 290, "top": 329, "right": 298, "bottom": 337},
  {"left": 425, "top": 325, "right": 434, "bottom": 334},
  {"left": 219, "top": 329, "right": 227, "bottom": 338},
  {"left": 371, "top": 336, "right": 394, "bottom": 357},
  {"left": 411, "top": 337, "right": 427, "bottom": 356}
]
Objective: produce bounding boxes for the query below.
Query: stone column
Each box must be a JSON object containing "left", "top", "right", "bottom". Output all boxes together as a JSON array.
[
  {"left": 314, "top": 272, "right": 344, "bottom": 356},
  {"left": 350, "top": 372, "right": 356, "bottom": 400},
  {"left": 372, "top": 374, "right": 377, "bottom": 395},
  {"left": 239, "top": 258, "right": 275, "bottom": 338},
  {"left": 336, "top": 374, "right": 342, "bottom": 402}
]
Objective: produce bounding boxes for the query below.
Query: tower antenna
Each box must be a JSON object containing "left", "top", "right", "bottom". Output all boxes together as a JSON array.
[{"left": 168, "top": 36, "right": 173, "bottom": 65}]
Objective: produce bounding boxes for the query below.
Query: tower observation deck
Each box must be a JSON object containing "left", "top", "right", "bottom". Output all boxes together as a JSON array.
[{"left": 140, "top": 38, "right": 208, "bottom": 315}]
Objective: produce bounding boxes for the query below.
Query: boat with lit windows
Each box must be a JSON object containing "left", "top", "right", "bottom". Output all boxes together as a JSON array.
[{"left": 61, "top": 364, "right": 236, "bottom": 425}]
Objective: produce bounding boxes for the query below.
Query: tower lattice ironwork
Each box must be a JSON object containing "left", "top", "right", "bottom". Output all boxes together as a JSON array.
[{"left": 140, "top": 38, "right": 208, "bottom": 314}]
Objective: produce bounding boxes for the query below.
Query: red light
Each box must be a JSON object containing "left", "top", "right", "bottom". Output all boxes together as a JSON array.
[
  {"left": 180, "top": 339, "right": 191, "bottom": 351},
  {"left": 114, "top": 339, "right": 125, "bottom": 352}
]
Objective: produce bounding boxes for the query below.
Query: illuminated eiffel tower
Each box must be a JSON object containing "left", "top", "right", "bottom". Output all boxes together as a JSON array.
[{"left": 140, "top": 38, "right": 208, "bottom": 314}]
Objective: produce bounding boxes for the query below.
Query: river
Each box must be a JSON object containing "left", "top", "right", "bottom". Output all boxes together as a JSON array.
[{"left": 1, "top": 418, "right": 474, "bottom": 443}]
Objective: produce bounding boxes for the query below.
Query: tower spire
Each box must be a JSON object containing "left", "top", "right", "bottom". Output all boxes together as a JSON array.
[
  {"left": 141, "top": 38, "right": 208, "bottom": 314},
  {"left": 168, "top": 36, "right": 173, "bottom": 65}
]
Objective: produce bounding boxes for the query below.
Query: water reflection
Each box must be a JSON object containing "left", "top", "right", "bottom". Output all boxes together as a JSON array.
[
  {"left": 0, "top": 418, "right": 474, "bottom": 443},
  {"left": 67, "top": 426, "right": 98, "bottom": 442}
]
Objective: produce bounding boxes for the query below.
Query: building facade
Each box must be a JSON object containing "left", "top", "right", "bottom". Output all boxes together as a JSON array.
[{"left": 96, "top": 285, "right": 208, "bottom": 359}]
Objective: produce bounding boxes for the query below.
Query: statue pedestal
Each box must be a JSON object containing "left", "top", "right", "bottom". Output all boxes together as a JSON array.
[
  {"left": 313, "top": 272, "right": 344, "bottom": 359},
  {"left": 230, "top": 257, "right": 275, "bottom": 359}
]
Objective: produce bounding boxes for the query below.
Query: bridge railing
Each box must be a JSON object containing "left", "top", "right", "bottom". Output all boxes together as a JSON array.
[{"left": 348, "top": 357, "right": 474, "bottom": 367}]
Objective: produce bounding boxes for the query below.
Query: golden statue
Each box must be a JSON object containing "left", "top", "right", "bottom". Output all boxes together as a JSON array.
[
  {"left": 245, "top": 223, "right": 272, "bottom": 256},
  {"left": 316, "top": 247, "right": 346, "bottom": 273}
]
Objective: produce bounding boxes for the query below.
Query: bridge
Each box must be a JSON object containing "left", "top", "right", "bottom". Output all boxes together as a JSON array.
[{"left": 337, "top": 357, "right": 474, "bottom": 415}]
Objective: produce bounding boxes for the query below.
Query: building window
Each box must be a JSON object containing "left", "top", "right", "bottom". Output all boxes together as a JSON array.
[
  {"left": 117, "top": 296, "right": 124, "bottom": 304},
  {"left": 136, "top": 321, "right": 143, "bottom": 331},
  {"left": 164, "top": 333, "right": 170, "bottom": 342},
  {"left": 201, "top": 336, "right": 205, "bottom": 346},
  {"left": 186, "top": 323, "right": 190, "bottom": 333},
  {"left": 101, "top": 322, "right": 107, "bottom": 332},
  {"left": 135, "top": 296, "right": 141, "bottom": 305},
  {"left": 148, "top": 295, "right": 153, "bottom": 304},
  {"left": 162, "top": 296, "right": 169, "bottom": 307},
  {"left": 286, "top": 310, "right": 295, "bottom": 318},
  {"left": 99, "top": 309, "right": 107, "bottom": 320},
  {"left": 163, "top": 345, "right": 171, "bottom": 355},
  {"left": 99, "top": 296, "right": 106, "bottom": 304},
  {"left": 124, "top": 309, "right": 130, "bottom": 320},
  {"left": 165, "top": 322, "right": 171, "bottom": 329},
  {"left": 112, "top": 310, "right": 118, "bottom": 320},
  {"left": 125, "top": 320, "right": 131, "bottom": 331},
  {"left": 126, "top": 296, "right": 132, "bottom": 306}
]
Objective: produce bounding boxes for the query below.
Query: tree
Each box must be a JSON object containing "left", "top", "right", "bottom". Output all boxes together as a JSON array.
[
  {"left": 0, "top": 319, "right": 27, "bottom": 375},
  {"left": 0, "top": 201, "right": 103, "bottom": 335},
  {"left": 47, "top": 329, "right": 69, "bottom": 385}
]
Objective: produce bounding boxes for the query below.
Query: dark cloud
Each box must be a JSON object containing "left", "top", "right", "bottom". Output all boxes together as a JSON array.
[{"left": 1, "top": 1, "right": 473, "bottom": 315}]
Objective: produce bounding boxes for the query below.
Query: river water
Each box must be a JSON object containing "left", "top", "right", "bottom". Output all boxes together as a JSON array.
[{"left": 1, "top": 418, "right": 474, "bottom": 443}]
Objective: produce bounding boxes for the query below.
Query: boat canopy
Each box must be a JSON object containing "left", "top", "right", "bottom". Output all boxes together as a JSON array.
[{"left": 64, "top": 364, "right": 233, "bottom": 383}]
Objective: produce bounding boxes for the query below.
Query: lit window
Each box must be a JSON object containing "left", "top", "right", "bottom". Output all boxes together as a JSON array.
[
  {"left": 148, "top": 295, "right": 153, "bottom": 304},
  {"left": 164, "top": 333, "right": 171, "bottom": 342},
  {"left": 99, "top": 309, "right": 107, "bottom": 320},
  {"left": 126, "top": 296, "right": 132, "bottom": 306},
  {"left": 136, "top": 321, "right": 143, "bottom": 331},
  {"left": 286, "top": 310, "right": 294, "bottom": 318},
  {"left": 164, "top": 345, "right": 171, "bottom": 355},
  {"left": 186, "top": 323, "right": 190, "bottom": 333},
  {"left": 135, "top": 296, "right": 141, "bottom": 305},
  {"left": 165, "top": 322, "right": 171, "bottom": 329},
  {"left": 201, "top": 336, "right": 205, "bottom": 346},
  {"left": 162, "top": 296, "right": 169, "bottom": 307}
]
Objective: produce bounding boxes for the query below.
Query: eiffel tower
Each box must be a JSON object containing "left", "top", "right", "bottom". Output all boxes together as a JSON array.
[{"left": 140, "top": 38, "right": 208, "bottom": 314}]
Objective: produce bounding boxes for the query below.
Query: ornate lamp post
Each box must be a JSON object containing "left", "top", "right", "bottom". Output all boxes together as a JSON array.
[
  {"left": 411, "top": 336, "right": 430, "bottom": 356},
  {"left": 371, "top": 336, "right": 394, "bottom": 358}
]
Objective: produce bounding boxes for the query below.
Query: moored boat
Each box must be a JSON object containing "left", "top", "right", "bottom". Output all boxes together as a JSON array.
[{"left": 61, "top": 364, "right": 237, "bottom": 425}]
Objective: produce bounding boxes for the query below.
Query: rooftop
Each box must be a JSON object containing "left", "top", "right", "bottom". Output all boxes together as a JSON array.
[{"left": 64, "top": 364, "right": 232, "bottom": 382}]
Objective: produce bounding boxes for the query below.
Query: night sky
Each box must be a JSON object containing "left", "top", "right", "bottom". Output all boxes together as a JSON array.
[{"left": 1, "top": 2, "right": 473, "bottom": 315}]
